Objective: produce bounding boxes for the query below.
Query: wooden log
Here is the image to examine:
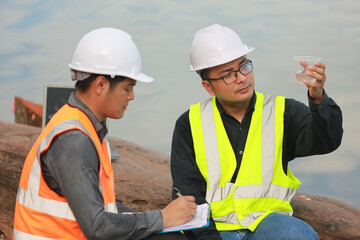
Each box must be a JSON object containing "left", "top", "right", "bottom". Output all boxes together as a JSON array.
[
  {"left": 0, "top": 120, "right": 359, "bottom": 240},
  {"left": 291, "top": 193, "right": 360, "bottom": 239}
]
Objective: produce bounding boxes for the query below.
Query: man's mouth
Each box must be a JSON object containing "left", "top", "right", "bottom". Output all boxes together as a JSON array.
[{"left": 235, "top": 85, "right": 249, "bottom": 93}]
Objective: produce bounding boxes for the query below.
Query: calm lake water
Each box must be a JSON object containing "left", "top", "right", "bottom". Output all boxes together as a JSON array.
[{"left": 1, "top": 0, "right": 359, "bottom": 208}]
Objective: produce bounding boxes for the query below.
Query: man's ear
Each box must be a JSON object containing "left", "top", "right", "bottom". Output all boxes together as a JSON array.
[
  {"left": 202, "top": 80, "right": 215, "bottom": 96},
  {"left": 92, "top": 76, "right": 108, "bottom": 95}
]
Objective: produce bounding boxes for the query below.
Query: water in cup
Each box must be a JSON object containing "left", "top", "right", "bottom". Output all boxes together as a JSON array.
[
  {"left": 294, "top": 56, "right": 321, "bottom": 83},
  {"left": 296, "top": 71, "right": 316, "bottom": 83}
]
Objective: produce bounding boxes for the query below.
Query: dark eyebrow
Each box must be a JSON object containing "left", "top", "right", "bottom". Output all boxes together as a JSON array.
[
  {"left": 220, "top": 58, "right": 247, "bottom": 74},
  {"left": 128, "top": 81, "right": 136, "bottom": 87}
]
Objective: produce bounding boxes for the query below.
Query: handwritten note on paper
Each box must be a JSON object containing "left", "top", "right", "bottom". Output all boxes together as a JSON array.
[{"left": 158, "top": 203, "right": 210, "bottom": 233}]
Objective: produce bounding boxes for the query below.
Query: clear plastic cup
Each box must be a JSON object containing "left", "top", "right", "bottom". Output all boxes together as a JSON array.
[{"left": 294, "top": 56, "right": 321, "bottom": 83}]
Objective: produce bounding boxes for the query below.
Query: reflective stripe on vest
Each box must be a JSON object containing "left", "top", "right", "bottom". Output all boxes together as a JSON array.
[
  {"left": 13, "top": 104, "right": 117, "bottom": 239},
  {"left": 189, "top": 92, "right": 301, "bottom": 231},
  {"left": 14, "top": 229, "right": 55, "bottom": 240}
]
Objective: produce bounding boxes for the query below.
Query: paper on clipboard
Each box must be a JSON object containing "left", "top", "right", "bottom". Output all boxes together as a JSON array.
[{"left": 157, "top": 203, "right": 210, "bottom": 233}]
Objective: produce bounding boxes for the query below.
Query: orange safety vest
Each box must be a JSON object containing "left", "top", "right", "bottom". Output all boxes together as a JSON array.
[{"left": 13, "top": 104, "right": 117, "bottom": 240}]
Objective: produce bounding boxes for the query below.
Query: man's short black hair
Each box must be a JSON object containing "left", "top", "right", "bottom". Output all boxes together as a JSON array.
[
  {"left": 75, "top": 74, "right": 125, "bottom": 92},
  {"left": 197, "top": 69, "right": 210, "bottom": 80}
]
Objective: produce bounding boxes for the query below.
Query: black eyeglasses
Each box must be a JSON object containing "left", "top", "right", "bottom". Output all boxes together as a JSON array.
[{"left": 204, "top": 60, "right": 253, "bottom": 85}]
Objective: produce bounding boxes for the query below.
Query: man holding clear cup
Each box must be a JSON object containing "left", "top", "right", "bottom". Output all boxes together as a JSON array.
[
  {"left": 170, "top": 24, "right": 343, "bottom": 240},
  {"left": 294, "top": 56, "right": 323, "bottom": 84}
]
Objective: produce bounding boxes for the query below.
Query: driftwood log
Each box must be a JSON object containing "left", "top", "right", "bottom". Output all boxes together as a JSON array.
[{"left": 0, "top": 120, "right": 359, "bottom": 240}]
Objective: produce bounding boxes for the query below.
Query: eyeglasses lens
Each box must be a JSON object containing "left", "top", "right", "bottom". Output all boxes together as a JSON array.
[{"left": 224, "top": 61, "right": 253, "bottom": 85}]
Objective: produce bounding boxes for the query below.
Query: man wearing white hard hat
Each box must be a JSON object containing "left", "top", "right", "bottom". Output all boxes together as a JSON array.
[
  {"left": 170, "top": 24, "right": 343, "bottom": 239},
  {"left": 13, "top": 27, "right": 196, "bottom": 240}
]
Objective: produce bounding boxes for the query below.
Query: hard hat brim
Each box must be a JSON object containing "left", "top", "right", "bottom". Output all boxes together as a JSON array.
[
  {"left": 127, "top": 72, "right": 154, "bottom": 83},
  {"left": 68, "top": 64, "right": 154, "bottom": 83},
  {"left": 189, "top": 47, "right": 255, "bottom": 72}
]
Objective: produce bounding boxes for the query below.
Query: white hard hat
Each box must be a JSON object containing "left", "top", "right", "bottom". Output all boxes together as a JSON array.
[
  {"left": 68, "top": 27, "right": 153, "bottom": 83},
  {"left": 189, "top": 24, "right": 254, "bottom": 71}
]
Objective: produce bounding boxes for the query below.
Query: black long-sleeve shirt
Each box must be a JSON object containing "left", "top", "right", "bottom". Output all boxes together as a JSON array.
[{"left": 170, "top": 90, "right": 343, "bottom": 240}]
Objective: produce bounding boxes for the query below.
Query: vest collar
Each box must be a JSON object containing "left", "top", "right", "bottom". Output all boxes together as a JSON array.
[
  {"left": 68, "top": 92, "right": 108, "bottom": 141},
  {"left": 215, "top": 91, "right": 257, "bottom": 117}
]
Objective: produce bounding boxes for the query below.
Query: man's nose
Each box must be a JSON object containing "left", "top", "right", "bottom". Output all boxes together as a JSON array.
[
  {"left": 128, "top": 90, "right": 135, "bottom": 101},
  {"left": 235, "top": 70, "right": 247, "bottom": 83}
]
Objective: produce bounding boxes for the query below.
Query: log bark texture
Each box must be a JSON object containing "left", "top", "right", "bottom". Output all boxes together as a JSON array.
[{"left": 0, "top": 120, "right": 359, "bottom": 240}]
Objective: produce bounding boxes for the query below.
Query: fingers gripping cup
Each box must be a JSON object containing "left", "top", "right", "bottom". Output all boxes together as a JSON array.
[{"left": 294, "top": 56, "right": 322, "bottom": 83}]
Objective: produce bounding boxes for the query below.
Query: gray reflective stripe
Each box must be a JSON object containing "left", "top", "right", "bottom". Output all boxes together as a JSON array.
[
  {"left": 38, "top": 119, "right": 97, "bottom": 158},
  {"left": 17, "top": 186, "right": 76, "bottom": 220},
  {"left": 200, "top": 94, "right": 292, "bottom": 227},
  {"left": 214, "top": 210, "right": 292, "bottom": 227},
  {"left": 99, "top": 166, "right": 103, "bottom": 194},
  {"left": 213, "top": 211, "right": 239, "bottom": 224},
  {"left": 240, "top": 212, "right": 265, "bottom": 227},
  {"left": 105, "top": 202, "right": 118, "bottom": 214},
  {"left": 208, "top": 182, "right": 233, "bottom": 203},
  {"left": 234, "top": 184, "right": 297, "bottom": 201},
  {"left": 32, "top": 120, "right": 98, "bottom": 198},
  {"left": 260, "top": 94, "right": 276, "bottom": 187},
  {"left": 214, "top": 211, "right": 291, "bottom": 226},
  {"left": 215, "top": 212, "right": 264, "bottom": 226},
  {"left": 200, "top": 98, "right": 233, "bottom": 203},
  {"left": 103, "top": 138, "right": 117, "bottom": 214},
  {"left": 27, "top": 155, "right": 41, "bottom": 195},
  {"left": 14, "top": 228, "right": 57, "bottom": 240},
  {"left": 104, "top": 138, "right": 112, "bottom": 161},
  {"left": 200, "top": 98, "right": 223, "bottom": 203}
]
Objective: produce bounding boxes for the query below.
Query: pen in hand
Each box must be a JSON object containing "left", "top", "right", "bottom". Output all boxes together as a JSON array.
[{"left": 173, "top": 187, "right": 183, "bottom": 197}]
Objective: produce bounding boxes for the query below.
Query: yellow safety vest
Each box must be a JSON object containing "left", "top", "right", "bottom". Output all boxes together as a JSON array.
[
  {"left": 13, "top": 104, "right": 117, "bottom": 239},
  {"left": 189, "top": 92, "right": 301, "bottom": 232}
]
